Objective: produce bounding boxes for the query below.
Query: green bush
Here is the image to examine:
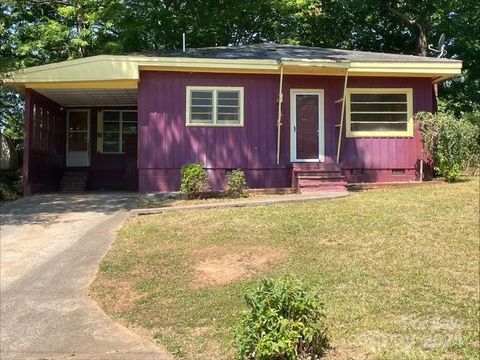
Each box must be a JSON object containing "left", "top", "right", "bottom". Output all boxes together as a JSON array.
[
  {"left": 235, "top": 276, "right": 329, "bottom": 360},
  {"left": 416, "top": 112, "right": 477, "bottom": 182},
  {"left": 0, "top": 170, "right": 21, "bottom": 201},
  {"left": 179, "top": 163, "right": 209, "bottom": 199},
  {"left": 464, "top": 111, "right": 480, "bottom": 174},
  {"left": 226, "top": 169, "right": 247, "bottom": 198}
]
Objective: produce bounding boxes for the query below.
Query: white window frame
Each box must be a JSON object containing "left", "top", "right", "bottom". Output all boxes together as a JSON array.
[
  {"left": 99, "top": 109, "right": 138, "bottom": 154},
  {"left": 346, "top": 88, "right": 414, "bottom": 138},
  {"left": 186, "top": 86, "right": 244, "bottom": 127}
]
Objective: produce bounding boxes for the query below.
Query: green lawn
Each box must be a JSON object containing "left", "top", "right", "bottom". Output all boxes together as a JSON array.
[{"left": 91, "top": 178, "right": 479, "bottom": 360}]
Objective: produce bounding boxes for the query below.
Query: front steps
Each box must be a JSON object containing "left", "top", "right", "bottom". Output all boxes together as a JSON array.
[
  {"left": 293, "top": 163, "right": 347, "bottom": 193},
  {"left": 60, "top": 168, "right": 89, "bottom": 192}
]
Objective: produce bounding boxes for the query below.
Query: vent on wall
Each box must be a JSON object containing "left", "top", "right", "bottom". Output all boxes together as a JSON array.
[
  {"left": 392, "top": 169, "right": 406, "bottom": 175},
  {"left": 351, "top": 169, "right": 363, "bottom": 175}
]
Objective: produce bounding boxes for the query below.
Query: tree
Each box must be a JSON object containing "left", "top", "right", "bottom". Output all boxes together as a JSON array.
[
  {"left": 296, "top": 0, "right": 479, "bottom": 113},
  {"left": 1, "top": 0, "right": 478, "bottom": 148}
]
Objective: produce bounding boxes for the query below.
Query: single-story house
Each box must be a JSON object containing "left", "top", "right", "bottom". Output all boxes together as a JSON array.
[{"left": 5, "top": 43, "right": 462, "bottom": 195}]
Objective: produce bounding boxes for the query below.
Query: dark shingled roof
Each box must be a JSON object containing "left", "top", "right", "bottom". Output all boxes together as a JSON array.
[{"left": 129, "top": 43, "right": 460, "bottom": 63}]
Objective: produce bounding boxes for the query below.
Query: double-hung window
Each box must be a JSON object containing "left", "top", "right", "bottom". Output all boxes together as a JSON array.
[
  {"left": 186, "top": 86, "right": 244, "bottom": 126},
  {"left": 346, "top": 88, "right": 413, "bottom": 137},
  {"left": 101, "top": 110, "right": 137, "bottom": 153}
]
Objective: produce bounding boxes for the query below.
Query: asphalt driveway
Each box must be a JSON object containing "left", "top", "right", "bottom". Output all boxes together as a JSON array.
[{"left": 0, "top": 193, "right": 170, "bottom": 360}]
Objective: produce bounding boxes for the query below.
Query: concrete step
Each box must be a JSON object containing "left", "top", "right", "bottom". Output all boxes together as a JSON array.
[
  {"left": 299, "top": 181, "right": 348, "bottom": 193},
  {"left": 295, "top": 171, "right": 343, "bottom": 177},
  {"left": 60, "top": 169, "right": 89, "bottom": 192},
  {"left": 293, "top": 163, "right": 342, "bottom": 171}
]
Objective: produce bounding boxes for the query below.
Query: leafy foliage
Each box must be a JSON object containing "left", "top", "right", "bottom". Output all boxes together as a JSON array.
[
  {"left": 225, "top": 169, "right": 247, "bottom": 198},
  {"left": 463, "top": 111, "right": 480, "bottom": 173},
  {"left": 235, "top": 276, "right": 328, "bottom": 360},
  {"left": 0, "top": 169, "right": 22, "bottom": 201},
  {"left": 416, "top": 112, "right": 477, "bottom": 181},
  {"left": 1, "top": 0, "right": 478, "bottom": 146},
  {"left": 179, "top": 163, "right": 209, "bottom": 199}
]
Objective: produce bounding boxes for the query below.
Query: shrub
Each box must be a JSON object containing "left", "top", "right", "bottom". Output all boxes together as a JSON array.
[
  {"left": 235, "top": 276, "right": 329, "bottom": 360},
  {"left": 226, "top": 169, "right": 247, "bottom": 198},
  {"left": 179, "top": 163, "right": 209, "bottom": 199},
  {"left": 0, "top": 169, "right": 21, "bottom": 201},
  {"left": 416, "top": 112, "right": 477, "bottom": 182},
  {"left": 464, "top": 111, "right": 480, "bottom": 174}
]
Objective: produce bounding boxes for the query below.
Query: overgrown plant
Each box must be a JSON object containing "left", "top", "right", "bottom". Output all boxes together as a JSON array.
[
  {"left": 179, "top": 163, "right": 209, "bottom": 199},
  {"left": 226, "top": 169, "right": 247, "bottom": 198},
  {"left": 0, "top": 169, "right": 21, "bottom": 201},
  {"left": 416, "top": 112, "right": 477, "bottom": 182},
  {"left": 235, "top": 276, "right": 329, "bottom": 360},
  {"left": 464, "top": 111, "right": 480, "bottom": 174}
]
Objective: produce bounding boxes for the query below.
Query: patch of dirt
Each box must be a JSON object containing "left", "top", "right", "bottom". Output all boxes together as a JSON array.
[
  {"left": 323, "top": 343, "right": 369, "bottom": 360},
  {"left": 91, "top": 279, "right": 145, "bottom": 314},
  {"left": 191, "top": 325, "right": 214, "bottom": 337},
  {"left": 192, "top": 246, "right": 286, "bottom": 288}
]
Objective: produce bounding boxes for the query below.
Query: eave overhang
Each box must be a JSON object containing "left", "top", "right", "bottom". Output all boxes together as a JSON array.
[{"left": 3, "top": 54, "right": 463, "bottom": 92}]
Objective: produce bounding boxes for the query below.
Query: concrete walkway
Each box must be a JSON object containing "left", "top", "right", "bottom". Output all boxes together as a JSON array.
[
  {"left": 0, "top": 193, "right": 170, "bottom": 360},
  {"left": 132, "top": 191, "right": 349, "bottom": 215}
]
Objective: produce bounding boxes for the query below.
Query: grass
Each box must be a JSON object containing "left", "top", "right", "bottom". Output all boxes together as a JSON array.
[{"left": 91, "top": 178, "right": 479, "bottom": 359}]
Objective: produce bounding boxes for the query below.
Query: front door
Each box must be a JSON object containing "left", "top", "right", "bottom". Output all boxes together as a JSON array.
[
  {"left": 290, "top": 89, "right": 325, "bottom": 162},
  {"left": 67, "top": 110, "right": 90, "bottom": 167}
]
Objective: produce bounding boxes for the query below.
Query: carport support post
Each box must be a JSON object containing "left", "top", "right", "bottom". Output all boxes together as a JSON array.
[
  {"left": 336, "top": 70, "right": 349, "bottom": 164},
  {"left": 23, "top": 88, "right": 32, "bottom": 196}
]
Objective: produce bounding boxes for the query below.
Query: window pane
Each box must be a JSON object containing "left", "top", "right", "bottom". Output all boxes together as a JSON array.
[
  {"left": 351, "top": 122, "right": 408, "bottom": 132},
  {"left": 191, "top": 106, "right": 213, "bottom": 114},
  {"left": 68, "top": 132, "right": 87, "bottom": 151},
  {"left": 217, "top": 91, "right": 240, "bottom": 124},
  {"left": 351, "top": 103, "right": 407, "bottom": 112},
  {"left": 217, "top": 91, "right": 239, "bottom": 106},
  {"left": 192, "top": 97, "right": 213, "bottom": 106},
  {"left": 103, "top": 122, "right": 120, "bottom": 132},
  {"left": 104, "top": 111, "right": 120, "bottom": 122},
  {"left": 122, "top": 112, "right": 137, "bottom": 122},
  {"left": 217, "top": 113, "right": 240, "bottom": 122},
  {"left": 103, "top": 142, "right": 120, "bottom": 152},
  {"left": 351, "top": 93, "right": 407, "bottom": 102},
  {"left": 122, "top": 122, "right": 137, "bottom": 134},
  {"left": 191, "top": 91, "right": 213, "bottom": 105},
  {"left": 104, "top": 132, "right": 119, "bottom": 142},
  {"left": 191, "top": 113, "right": 214, "bottom": 122},
  {"left": 351, "top": 113, "right": 408, "bottom": 122},
  {"left": 69, "top": 111, "right": 88, "bottom": 131},
  {"left": 190, "top": 90, "right": 213, "bottom": 123}
]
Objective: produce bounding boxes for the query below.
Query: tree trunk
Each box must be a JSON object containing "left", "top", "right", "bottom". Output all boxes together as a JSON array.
[
  {"left": 415, "top": 25, "right": 428, "bottom": 56},
  {"left": 76, "top": 14, "right": 86, "bottom": 58},
  {"left": 386, "top": 5, "right": 428, "bottom": 56}
]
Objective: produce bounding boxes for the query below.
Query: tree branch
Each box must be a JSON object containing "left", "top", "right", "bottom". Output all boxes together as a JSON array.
[
  {"left": 385, "top": 4, "right": 422, "bottom": 32},
  {"left": 27, "top": 0, "right": 71, "bottom": 6}
]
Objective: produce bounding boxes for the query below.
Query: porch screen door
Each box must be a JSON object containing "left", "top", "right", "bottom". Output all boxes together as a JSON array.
[
  {"left": 295, "top": 93, "right": 320, "bottom": 161},
  {"left": 67, "top": 110, "right": 90, "bottom": 167}
]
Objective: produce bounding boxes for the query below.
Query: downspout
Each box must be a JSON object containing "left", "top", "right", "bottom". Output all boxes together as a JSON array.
[
  {"left": 276, "top": 61, "right": 284, "bottom": 165},
  {"left": 336, "top": 69, "right": 349, "bottom": 163}
]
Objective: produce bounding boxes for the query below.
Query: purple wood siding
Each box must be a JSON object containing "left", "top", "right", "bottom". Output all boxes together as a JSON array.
[
  {"left": 88, "top": 108, "right": 138, "bottom": 191},
  {"left": 138, "top": 71, "right": 434, "bottom": 192},
  {"left": 340, "top": 77, "right": 432, "bottom": 177},
  {"left": 138, "top": 71, "right": 290, "bottom": 191},
  {"left": 24, "top": 89, "right": 66, "bottom": 194}
]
